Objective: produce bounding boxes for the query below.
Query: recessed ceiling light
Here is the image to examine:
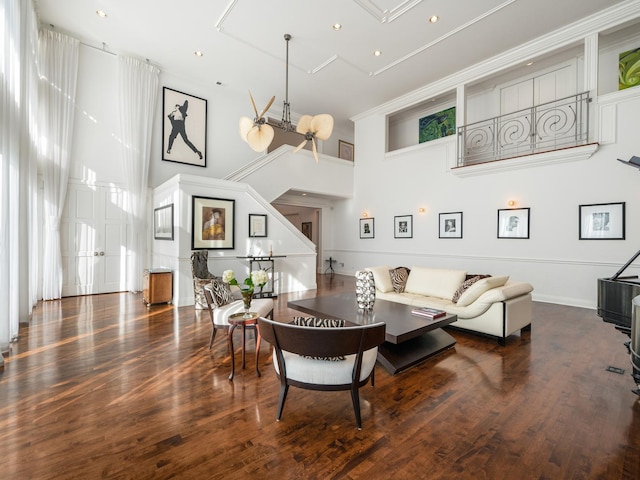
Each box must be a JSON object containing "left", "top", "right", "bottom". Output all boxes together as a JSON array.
[
  {"left": 374, "top": 50, "right": 382, "bottom": 57},
  {"left": 429, "top": 15, "right": 439, "bottom": 23},
  {"left": 194, "top": 51, "right": 204, "bottom": 57},
  {"left": 526, "top": 61, "right": 533, "bottom": 66},
  {"left": 332, "top": 23, "right": 342, "bottom": 31},
  {"left": 96, "top": 10, "right": 107, "bottom": 18}
]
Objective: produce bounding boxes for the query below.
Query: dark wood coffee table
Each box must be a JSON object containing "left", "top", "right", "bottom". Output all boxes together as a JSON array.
[{"left": 287, "top": 293, "right": 457, "bottom": 374}]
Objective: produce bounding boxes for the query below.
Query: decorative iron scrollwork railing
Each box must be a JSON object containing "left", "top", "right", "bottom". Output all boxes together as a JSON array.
[{"left": 457, "top": 91, "right": 591, "bottom": 167}]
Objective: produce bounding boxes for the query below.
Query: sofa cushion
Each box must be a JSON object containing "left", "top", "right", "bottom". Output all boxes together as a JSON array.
[
  {"left": 291, "top": 317, "right": 346, "bottom": 361},
  {"left": 389, "top": 266, "right": 411, "bottom": 293},
  {"left": 452, "top": 274, "right": 491, "bottom": 303},
  {"left": 210, "top": 277, "right": 234, "bottom": 307},
  {"left": 274, "top": 348, "right": 378, "bottom": 385},
  {"left": 405, "top": 267, "right": 467, "bottom": 300},
  {"left": 366, "top": 265, "right": 394, "bottom": 293},
  {"left": 456, "top": 275, "right": 510, "bottom": 307}
]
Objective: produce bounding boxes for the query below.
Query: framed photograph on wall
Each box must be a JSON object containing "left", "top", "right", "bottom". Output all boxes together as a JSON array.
[
  {"left": 154, "top": 204, "right": 174, "bottom": 241},
  {"left": 162, "top": 87, "right": 207, "bottom": 167},
  {"left": 191, "top": 196, "right": 235, "bottom": 249},
  {"left": 497, "top": 208, "right": 530, "bottom": 239},
  {"left": 249, "top": 214, "right": 267, "bottom": 237},
  {"left": 338, "top": 140, "right": 354, "bottom": 161},
  {"left": 302, "top": 222, "right": 312, "bottom": 240},
  {"left": 360, "top": 218, "right": 375, "bottom": 239},
  {"left": 439, "top": 212, "right": 463, "bottom": 239},
  {"left": 394, "top": 215, "right": 413, "bottom": 238},
  {"left": 579, "top": 202, "right": 625, "bottom": 240}
]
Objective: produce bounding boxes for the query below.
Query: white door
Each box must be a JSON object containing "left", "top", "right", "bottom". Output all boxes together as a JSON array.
[
  {"left": 61, "top": 183, "right": 128, "bottom": 296},
  {"left": 500, "top": 79, "right": 534, "bottom": 157},
  {"left": 499, "top": 64, "right": 575, "bottom": 157}
]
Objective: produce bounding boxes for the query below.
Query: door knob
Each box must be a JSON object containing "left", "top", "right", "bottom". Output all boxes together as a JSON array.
[
  {"left": 99, "top": 251, "right": 105, "bottom": 256},
  {"left": 94, "top": 252, "right": 98, "bottom": 256}
]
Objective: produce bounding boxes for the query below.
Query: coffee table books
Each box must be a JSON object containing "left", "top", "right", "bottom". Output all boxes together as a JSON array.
[{"left": 411, "top": 307, "right": 446, "bottom": 319}]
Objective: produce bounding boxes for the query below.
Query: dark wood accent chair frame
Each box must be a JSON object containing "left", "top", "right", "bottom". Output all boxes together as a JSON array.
[{"left": 258, "top": 317, "right": 386, "bottom": 429}]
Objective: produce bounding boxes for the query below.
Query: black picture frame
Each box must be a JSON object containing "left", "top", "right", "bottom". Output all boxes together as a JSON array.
[
  {"left": 153, "top": 204, "right": 174, "bottom": 241},
  {"left": 191, "top": 196, "right": 235, "bottom": 249},
  {"left": 439, "top": 212, "right": 463, "bottom": 239},
  {"left": 497, "top": 208, "right": 530, "bottom": 239},
  {"left": 360, "top": 218, "right": 375, "bottom": 239},
  {"left": 249, "top": 214, "right": 267, "bottom": 237},
  {"left": 394, "top": 215, "right": 413, "bottom": 238},
  {"left": 162, "top": 87, "right": 207, "bottom": 167},
  {"left": 302, "top": 222, "right": 312, "bottom": 240},
  {"left": 579, "top": 202, "right": 625, "bottom": 240},
  {"left": 338, "top": 140, "right": 354, "bottom": 161}
]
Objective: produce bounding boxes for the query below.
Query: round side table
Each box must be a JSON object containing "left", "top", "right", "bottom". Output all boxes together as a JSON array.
[{"left": 227, "top": 312, "right": 261, "bottom": 381}]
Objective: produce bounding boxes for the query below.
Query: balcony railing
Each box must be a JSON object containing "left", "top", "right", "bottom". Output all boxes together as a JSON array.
[{"left": 457, "top": 91, "right": 591, "bottom": 167}]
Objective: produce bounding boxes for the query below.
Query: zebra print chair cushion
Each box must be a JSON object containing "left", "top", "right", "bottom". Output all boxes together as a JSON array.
[
  {"left": 209, "top": 277, "right": 235, "bottom": 307},
  {"left": 389, "top": 266, "right": 411, "bottom": 293},
  {"left": 291, "top": 317, "right": 346, "bottom": 361}
]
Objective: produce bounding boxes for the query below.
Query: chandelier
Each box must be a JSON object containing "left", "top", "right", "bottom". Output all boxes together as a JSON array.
[{"left": 239, "top": 34, "right": 334, "bottom": 162}]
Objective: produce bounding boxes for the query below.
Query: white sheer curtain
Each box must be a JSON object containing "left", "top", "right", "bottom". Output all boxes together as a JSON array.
[
  {"left": 37, "top": 28, "right": 79, "bottom": 300},
  {"left": 1, "top": 0, "right": 40, "bottom": 358},
  {"left": 118, "top": 56, "right": 160, "bottom": 292}
]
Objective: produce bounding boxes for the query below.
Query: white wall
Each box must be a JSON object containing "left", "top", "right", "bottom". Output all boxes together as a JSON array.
[
  {"left": 65, "top": 43, "right": 350, "bottom": 301},
  {"left": 152, "top": 174, "right": 317, "bottom": 306},
  {"left": 327, "top": 91, "right": 640, "bottom": 309}
]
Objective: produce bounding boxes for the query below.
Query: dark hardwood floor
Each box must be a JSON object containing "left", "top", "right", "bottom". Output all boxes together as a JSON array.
[{"left": 1, "top": 274, "right": 639, "bottom": 479}]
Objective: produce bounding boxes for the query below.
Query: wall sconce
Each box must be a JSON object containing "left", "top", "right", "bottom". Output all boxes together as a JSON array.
[
  {"left": 418, "top": 207, "right": 426, "bottom": 214},
  {"left": 508, "top": 200, "right": 517, "bottom": 207},
  {"left": 362, "top": 211, "right": 369, "bottom": 218}
]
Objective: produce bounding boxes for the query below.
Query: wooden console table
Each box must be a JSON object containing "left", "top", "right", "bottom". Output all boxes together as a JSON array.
[{"left": 236, "top": 256, "right": 286, "bottom": 298}]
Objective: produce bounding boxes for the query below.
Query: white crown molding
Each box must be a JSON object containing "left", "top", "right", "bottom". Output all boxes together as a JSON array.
[
  {"left": 371, "top": 0, "right": 517, "bottom": 76},
  {"left": 353, "top": 0, "right": 423, "bottom": 23},
  {"left": 353, "top": 0, "right": 640, "bottom": 121}
]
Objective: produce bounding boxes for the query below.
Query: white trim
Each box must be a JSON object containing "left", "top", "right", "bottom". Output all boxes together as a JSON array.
[{"left": 450, "top": 144, "right": 599, "bottom": 177}]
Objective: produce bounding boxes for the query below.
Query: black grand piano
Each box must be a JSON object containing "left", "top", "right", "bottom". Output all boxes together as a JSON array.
[
  {"left": 599, "top": 156, "right": 640, "bottom": 394},
  {"left": 597, "top": 249, "right": 640, "bottom": 333},
  {"left": 598, "top": 248, "right": 640, "bottom": 394}
]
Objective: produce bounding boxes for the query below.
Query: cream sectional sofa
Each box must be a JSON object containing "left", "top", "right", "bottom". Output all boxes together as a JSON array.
[{"left": 365, "top": 265, "right": 533, "bottom": 345}]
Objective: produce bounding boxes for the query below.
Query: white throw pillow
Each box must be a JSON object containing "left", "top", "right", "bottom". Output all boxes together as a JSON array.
[
  {"left": 456, "top": 275, "right": 510, "bottom": 307},
  {"left": 405, "top": 267, "right": 467, "bottom": 299},
  {"left": 365, "top": 266, "right": 393, "bottom": 293}
]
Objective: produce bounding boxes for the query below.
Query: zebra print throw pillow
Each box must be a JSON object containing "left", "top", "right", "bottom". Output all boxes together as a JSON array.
[
  {"left": 452, "top": 274, "right": 491, "bottom": 303},
  {"left": 290, "top": 317, "right": 346, "bottom": 361},
  {"left": 389, "top": 266, "right": 411, "bottom": 293},
  {"left": 210, "top": 277, "right": 235, "bottom": 307}
]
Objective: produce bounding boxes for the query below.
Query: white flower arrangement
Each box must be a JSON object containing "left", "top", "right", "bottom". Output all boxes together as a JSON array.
[{"left": 222, "top": 269, "right": 268, "bottom": 291}]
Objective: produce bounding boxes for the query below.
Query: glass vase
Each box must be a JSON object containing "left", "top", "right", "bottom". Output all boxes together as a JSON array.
[{"left": 241, "top": 288, "right": 254, "bottom": 318}]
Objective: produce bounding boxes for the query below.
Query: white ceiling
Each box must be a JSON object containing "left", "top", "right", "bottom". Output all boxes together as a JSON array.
[{"left": 33, "top": 0, "right": 624, "bottom": 132}]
